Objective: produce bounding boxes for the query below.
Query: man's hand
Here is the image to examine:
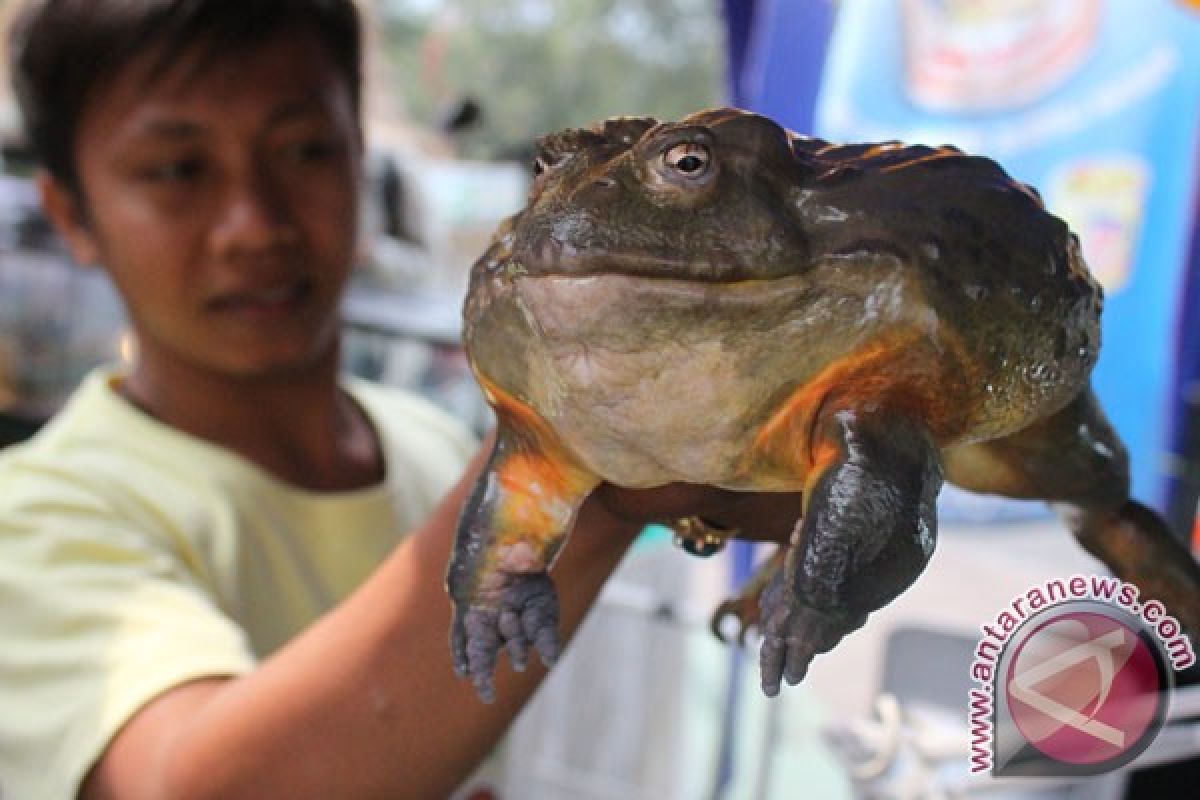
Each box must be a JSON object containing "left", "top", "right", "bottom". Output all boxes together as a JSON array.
[{"left": 588, "top": 482, "right": 804, "bottom": 544}]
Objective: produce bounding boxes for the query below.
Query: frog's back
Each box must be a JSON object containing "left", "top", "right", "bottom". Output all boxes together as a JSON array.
[
  {"left": 788, "top": 137, "right": 1098, "bottom": 307},
  {"left": 781, "top": 135, "right": 1103, "bottom": 439}
]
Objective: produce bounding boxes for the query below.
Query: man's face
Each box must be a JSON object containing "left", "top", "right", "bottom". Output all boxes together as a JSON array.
[{"left": 49, "top": 29, "right": 363, "bottom": 383}]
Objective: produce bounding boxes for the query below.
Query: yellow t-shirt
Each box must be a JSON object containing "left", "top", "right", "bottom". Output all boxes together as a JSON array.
[{"left": 0, "top": 367, "right": 476, "bottom": 799}]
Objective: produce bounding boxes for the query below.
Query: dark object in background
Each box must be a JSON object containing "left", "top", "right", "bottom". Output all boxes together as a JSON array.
[
  {"left": 437, "top": 95, "right": 482, "bottom": 135},
  {"left": 1164, "top": 380, "right": 1200, "bottom": 545},
  {"left": 1126, "top": 740, "right": 1200, "bottom": 800},
  {"left": 376, "top": 155, "right": 422, "bottom": 245},
  {"left": 0, "top": 132, "right": 38, "bottom": 175},
  {"left": 0, "top": 411, "right": 42, "bottom": 448},
  {"left": 1164, "top": 218, "right": 1200, "bottom": 549}
]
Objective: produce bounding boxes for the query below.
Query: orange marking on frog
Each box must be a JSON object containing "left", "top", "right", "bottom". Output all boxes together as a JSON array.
[
  {"left": 877, "top": 147, "right": 961, "bottom": 173},
  {"left": 478, "top": 377, "right": 595, "bottom": 553},
  {"left": 754, "top": 339, "right": 889, "bottom": 466},
  {"left": 494, "top": 453, "right": 583, "bottom": 546},
  {"left": 750, "top": 332, "right": 957, "bottom": 485}
]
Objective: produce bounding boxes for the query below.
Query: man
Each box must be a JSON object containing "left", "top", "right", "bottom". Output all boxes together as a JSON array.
[{"left": 0, "top": 1, "right": 798, "bottom": 798}]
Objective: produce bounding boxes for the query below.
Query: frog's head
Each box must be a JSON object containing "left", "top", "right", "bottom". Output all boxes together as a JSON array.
[{"left": 494, "top": 108, "right": 813, "bottom": 283}]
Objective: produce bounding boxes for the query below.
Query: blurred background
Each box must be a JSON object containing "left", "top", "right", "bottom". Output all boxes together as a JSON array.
[{"left": 1, "top": 1, "right": 1199, "bottom": 798}]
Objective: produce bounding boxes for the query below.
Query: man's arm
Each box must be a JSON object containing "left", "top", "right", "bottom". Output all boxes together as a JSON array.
[{"left": 82, "top": 443, "right": 642, "bottom": 800}]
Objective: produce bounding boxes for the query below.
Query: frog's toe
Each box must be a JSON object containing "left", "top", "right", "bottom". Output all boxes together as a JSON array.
[
  {"left": 497, "top": 608, "right": 528, "bottom": 671},
  {"left": 504, "top": 571, "right": 561, "bottom": 668},
  {"left": 453, "top": 571, "right": 560, "bottom": 703},
  {"left": 759, "top": 631, "right": 817, "bottom": 696},
  {"left": 450, "top": 605, "right": 502, "bottom": 702},
  {"left": 757, "top": 573, "right": 866, "bottom": 697}
]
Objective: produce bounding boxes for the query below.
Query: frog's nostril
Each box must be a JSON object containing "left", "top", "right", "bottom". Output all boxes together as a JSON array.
[{"left": 593, "top": 177, "right": 617, "bottom": 189}]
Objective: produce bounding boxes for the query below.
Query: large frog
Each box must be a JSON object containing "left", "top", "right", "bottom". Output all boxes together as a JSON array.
[{"left": 447, "top": 107, "right": 1200, "bottom": 702}]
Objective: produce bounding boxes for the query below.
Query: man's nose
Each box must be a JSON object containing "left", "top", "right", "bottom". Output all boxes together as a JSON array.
[{"left": 212, "top": 166, "right": 299, "bottom": 256}]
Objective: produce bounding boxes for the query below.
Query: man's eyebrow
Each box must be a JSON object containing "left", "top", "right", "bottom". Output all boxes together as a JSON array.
[
  {"left": 133, "top": 118, "right": 206, "bottom": 139},
  {"left": 267, "top": 100, "right": 334, "bottom": 126},
  {"left": 126, "top": 98, "right": 332, "bottom": 136}
]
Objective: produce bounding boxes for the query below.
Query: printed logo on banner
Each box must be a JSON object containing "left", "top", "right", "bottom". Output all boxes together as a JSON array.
[
  {"left": 900, "top": 0, "right": 1101, "bottom": 113},
  {"left": 967, "top": 575, "right": 1194, "bottom": 776},
  {"left": 1048, "top": 156, "right": 1150, "bottom": 293}
]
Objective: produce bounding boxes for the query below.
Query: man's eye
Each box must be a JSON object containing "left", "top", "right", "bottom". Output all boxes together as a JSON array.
[
  {"left": 142, "top": 158, "right": 205, "bottom": 183},
  {"left": 285, "top": 139, "right": 342, "bottom": 163}
]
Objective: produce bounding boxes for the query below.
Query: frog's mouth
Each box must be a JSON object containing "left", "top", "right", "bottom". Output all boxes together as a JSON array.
[
  {"left": 504, "top": 270, "right": 818, "bottom": 343},
  {"left": 517, "top": 260, "right": 787, "bottom": 286},
  {"left": 517, "top": 238, "right": 795, "bottom": 283}
]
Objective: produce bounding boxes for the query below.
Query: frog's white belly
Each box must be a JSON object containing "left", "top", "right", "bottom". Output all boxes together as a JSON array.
[
  {"left": 501, "top": 273, "right": 858, "bottom": 489},
  {"left": 533, "top": 336, "right": 774, "bottom": 488}
]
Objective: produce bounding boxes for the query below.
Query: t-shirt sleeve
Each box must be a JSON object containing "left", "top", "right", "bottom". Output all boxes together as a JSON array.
[{"left": 0, "top": 475, "right": 256, "bottom": 800}]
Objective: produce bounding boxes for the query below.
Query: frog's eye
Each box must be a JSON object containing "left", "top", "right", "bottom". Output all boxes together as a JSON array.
[
  {"left": 530, "top": 154, "right": 563, "bottom": 197},
  {"left": 663, "top": 142, "right": 711, "bottom": 177}
]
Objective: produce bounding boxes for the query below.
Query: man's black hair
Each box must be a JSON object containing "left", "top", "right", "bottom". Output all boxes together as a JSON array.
[{"left": 7, "top": 0, "right": 363, "bottom": 194}]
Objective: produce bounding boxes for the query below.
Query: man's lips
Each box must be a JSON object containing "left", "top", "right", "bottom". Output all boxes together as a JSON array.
[{"left": 207, "top": 277, "right": 315, "bottom": 315}]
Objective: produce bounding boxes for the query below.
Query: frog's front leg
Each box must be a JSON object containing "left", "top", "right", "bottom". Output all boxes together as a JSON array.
[
  {"left": 758, "top": 405, "right": 943, "bottom": 696},
  {"left": 447, "top": 415, "right": 598, "bottom": 703}
]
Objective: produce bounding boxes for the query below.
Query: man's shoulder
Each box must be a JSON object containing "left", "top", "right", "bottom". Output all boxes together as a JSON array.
[
  {"left": 0, "top": 370, "right": 128, "bottom": 495},
  {"left": 0, "top": 367, "right": 229, "bottom": 515}
]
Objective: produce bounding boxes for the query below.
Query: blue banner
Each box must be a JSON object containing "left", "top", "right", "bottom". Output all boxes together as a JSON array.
[
  {"left": 811, "top": 0, "right": 1200, "bottom": 506},
  {"left": 723, "top": 0, "right": 835, "bottom": 134}
]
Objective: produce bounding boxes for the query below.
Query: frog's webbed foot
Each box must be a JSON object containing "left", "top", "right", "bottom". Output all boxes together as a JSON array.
[
  {"left": 711, "top": 547, "right": 786, "bottom": 645},
  {"left": 452, "top": 569, "right": 559, "bottom": 703},
  {"left": 758, "top": 568, "right": 867, "bottom": 696}
]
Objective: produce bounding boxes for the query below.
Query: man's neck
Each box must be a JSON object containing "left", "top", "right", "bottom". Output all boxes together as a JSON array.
[{"left": 120, "top": 354, "right": 385, "bottom": 492}]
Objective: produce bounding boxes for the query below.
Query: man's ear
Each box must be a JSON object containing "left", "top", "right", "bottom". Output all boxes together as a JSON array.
[{"left": 36, "top": 170, "right": 101, "bottom": 267}]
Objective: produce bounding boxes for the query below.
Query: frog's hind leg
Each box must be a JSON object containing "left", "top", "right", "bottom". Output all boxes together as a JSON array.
[
  {"left": 944, "top": 388, "right": 1200, "bottom": 637},
  {"left": 446, "top": 397, "right": 598, "bottom": 703}
]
